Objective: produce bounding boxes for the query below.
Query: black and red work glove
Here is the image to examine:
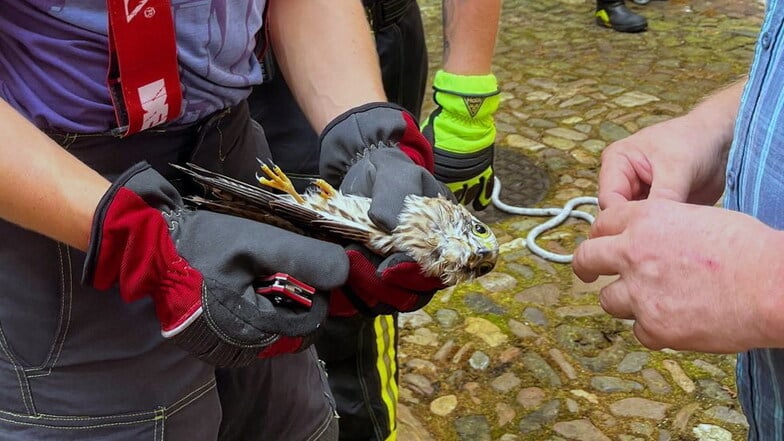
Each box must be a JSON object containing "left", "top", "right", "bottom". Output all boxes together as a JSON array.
[
  {"left": 83, "top": 162, "right": 349, "bottom": 366},
  {"left": 319, "top": 103, "right": 451, "bottom": 316}
]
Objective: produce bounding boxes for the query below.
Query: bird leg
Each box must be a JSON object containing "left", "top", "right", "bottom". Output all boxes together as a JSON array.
[
  {"left": 309, "top": 179, "right": 338, "bottom": 200},
  {"left": 256, "top": 159, "right": 305, "bottom": 204}
]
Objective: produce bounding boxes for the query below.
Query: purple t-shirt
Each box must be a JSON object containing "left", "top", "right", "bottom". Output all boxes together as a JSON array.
[{"left": 0, "top": 0, "right": 265, "bottom": 133}]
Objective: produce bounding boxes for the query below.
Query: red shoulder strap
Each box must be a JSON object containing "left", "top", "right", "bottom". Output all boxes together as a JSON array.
[{"left": 106, "top": 0, "right": 183, "bottom": 136}]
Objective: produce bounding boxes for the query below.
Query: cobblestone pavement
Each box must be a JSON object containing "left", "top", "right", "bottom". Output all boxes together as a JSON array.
[{"left": 396, "top": 1, "right": 766, "bottom": 440}]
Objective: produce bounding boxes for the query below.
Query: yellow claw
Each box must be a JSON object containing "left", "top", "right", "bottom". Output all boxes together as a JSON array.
[
  {"left": 310, "top": 178, "right": 337, "bottom": 200},
  {"left": 256, "top": 160, "right": 305, "bottom": 204}
]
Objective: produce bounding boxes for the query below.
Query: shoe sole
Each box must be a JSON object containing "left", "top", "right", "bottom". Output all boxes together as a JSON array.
[{"left": 595, "top": 17, "right": 648, "bottom": 33}]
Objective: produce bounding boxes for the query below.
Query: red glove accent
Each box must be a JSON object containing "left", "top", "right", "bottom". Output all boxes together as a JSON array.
[
  {"left": 328, "top": 247, "right": 446, "bottom": 317},
  {"left": 258, "top": 336, "right": 305, "bottom": 358},
  {"left": 398, "top": 111, "right": 435, "bottom": 173},
  {"left": 328, "top": 288, "right": 361, "bottom": 317},
  {"left": 378, "top": 259, "right": 448, "bottom": 292},
  {"left": 92, "top": 188, "right": 203, "bottom": 331}
]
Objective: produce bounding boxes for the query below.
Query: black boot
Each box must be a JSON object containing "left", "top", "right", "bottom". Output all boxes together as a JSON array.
[{"left": 596, "top": 1, "right": 648, "bottom": 33}]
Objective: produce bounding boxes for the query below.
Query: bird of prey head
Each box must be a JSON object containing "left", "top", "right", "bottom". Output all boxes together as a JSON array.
[
  {"left": 172, "top": 162, "right": 499, "bottom": 286},
  {"left": 391, "top": 194, "right": 498, "bottom": 285}
]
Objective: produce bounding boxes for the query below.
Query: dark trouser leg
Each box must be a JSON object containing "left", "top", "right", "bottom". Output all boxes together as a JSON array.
[
  {"left": 216, "top": 347, "right": 338, "bottom": 441},
  {"left": 315, "top": 315, "right": 399, "bottom": 441},
  {"left": 372, "top": 0, "right": 428, "bottom": 120}
]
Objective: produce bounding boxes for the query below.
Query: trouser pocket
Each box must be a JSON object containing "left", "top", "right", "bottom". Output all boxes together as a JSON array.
[{"left": 0, "top": 223, "right": 70, "bottom": 368}]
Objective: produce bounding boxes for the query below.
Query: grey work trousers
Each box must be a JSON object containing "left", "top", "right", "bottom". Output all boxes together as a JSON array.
[{"left": 0, "top": 101, "right": 337, "bottom": 440}]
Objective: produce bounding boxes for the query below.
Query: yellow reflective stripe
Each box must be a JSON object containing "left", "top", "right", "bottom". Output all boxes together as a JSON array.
[{"left": 374, "top": 315, "right": 398, "bottom": 441}]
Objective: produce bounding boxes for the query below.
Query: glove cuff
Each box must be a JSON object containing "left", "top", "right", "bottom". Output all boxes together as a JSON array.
[
  {"left": 169, "top": 312, "right": 268, "bottom": 366},
  {"left": 83, "top": 162, "right": 204, "bottom": 312},
  {"left": 434, "top": 144, "right": 494, "bottom": 182},
  {"left": 432, "top": 70, "right": 500, "bottom": 120},
  {"left": 83, "top": 162, "right": 152, "bottom": 287}
]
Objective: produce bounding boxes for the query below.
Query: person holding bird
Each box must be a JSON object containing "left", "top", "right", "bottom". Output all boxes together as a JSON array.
[
  {"left": 246, "top": 1, "right": 503, "bottom": 439},
  {"left": 0, "top": 1, "right": 466, "bottom": 440}
]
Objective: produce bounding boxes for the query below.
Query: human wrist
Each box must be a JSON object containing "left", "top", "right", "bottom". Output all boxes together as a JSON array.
[{"left": 689, "top": 81, "right": 744, "bottom": 158}]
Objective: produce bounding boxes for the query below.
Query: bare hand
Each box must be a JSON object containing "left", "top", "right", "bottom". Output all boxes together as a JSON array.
[
  {"left": 572, "top": 199, "right": 784, "bottom": 353},
  {"left": 598, "top": 116, "right": 728, "bottom": 209}
]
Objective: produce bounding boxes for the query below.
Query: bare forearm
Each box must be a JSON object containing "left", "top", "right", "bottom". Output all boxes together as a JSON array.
[
  {"left": 441, "top": 0, "right": 502, "bottom": 74},
  {"left": 0, "top": 99, "right": 109, "bottom": 251},
  {"left": 267, "top": 0, "right": 386, "bottom": 132},
  {"left": 689, "top": 78, "right": 746, "bottom": 159}
]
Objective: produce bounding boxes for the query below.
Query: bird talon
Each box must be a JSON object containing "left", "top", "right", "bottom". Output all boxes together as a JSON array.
[
  {"left": 310, "top": 179, "right": 337, "bottom": 200},
  {"left": 256, "top": 159, "right": 305, "bottom": 204}
]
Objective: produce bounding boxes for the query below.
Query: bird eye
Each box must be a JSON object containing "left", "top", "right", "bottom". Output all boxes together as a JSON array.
[{"left": 472, "top": 222, "right": 490, "bottom": 237}]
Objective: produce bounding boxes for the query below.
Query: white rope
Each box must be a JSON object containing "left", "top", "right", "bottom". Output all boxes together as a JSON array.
[{"left": 490, "top": 177, "right": 599, "bottom": 263}]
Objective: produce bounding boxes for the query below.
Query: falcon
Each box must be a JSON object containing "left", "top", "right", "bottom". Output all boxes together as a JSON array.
[{"left": 171, "top": 161, "right": 499, "bottom": 286}]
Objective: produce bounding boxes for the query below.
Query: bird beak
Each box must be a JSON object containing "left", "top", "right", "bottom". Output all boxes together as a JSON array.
[{"left": 477, "top": 247, "right": 494, "bottom": 257}]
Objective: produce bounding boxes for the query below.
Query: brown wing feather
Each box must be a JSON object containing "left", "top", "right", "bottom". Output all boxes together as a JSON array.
[
  {"left": 268, "top": 198, "right": 326, "bottom": 225},
  {"left": 311, "top": 220, "right": 373, "bottom": 243},
  {"left": 170, "top": 163, "right": 279, "bottom": 209},
  {"left": 172, "top": 163, "right": 376, "bottom": 246},
  {"left": 185, "top": 195, "right": 304, "bottom": 233},
  {"left": 270, "top": 197, "right": 375, "bottom": 244}
]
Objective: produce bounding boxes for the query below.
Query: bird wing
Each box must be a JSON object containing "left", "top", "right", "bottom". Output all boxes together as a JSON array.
[
  {"left": 171, "top": 163, "right": 278, "bottom": 208},
  {"left": 268, "top": 197, "right": 376, "bottom": 244},
  {"left": 171, "top": 162, "right": 376, "bottom": 245},
  {"left": 185, "top": 195, "right": 304, "bottom": 233}
]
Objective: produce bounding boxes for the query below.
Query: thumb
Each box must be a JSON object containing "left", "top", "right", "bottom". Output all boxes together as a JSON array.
[
  {"left": 645, "top": 161, "right": 693, "bottom": 203},
  {"left": 647, "top": 179, "right": 692, "bottom": 203}
]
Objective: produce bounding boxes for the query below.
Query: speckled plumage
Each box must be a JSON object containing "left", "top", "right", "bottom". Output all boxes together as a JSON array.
[{"left": 172, "top": 163, "right": 499, "bottom": 285}]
